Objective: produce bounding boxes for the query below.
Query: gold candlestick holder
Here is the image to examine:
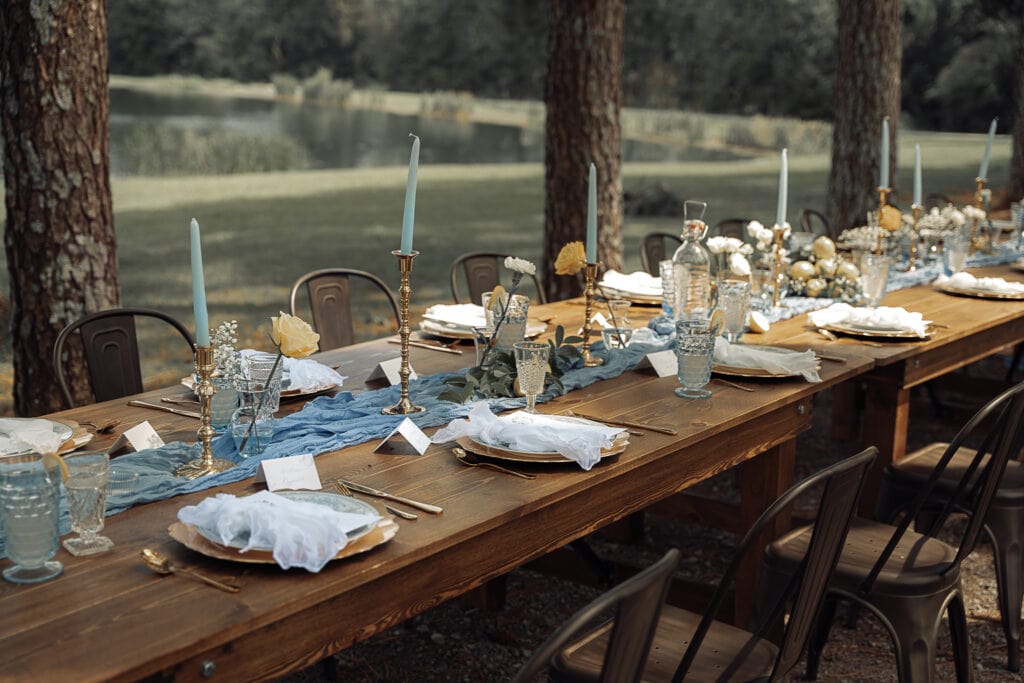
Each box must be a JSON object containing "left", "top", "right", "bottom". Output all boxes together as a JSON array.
[
  {"left": 970, "top": 176, "right": 987, "bottom": 254},
  {"left": 175, "top": 345, "right": 236, "bottom": 479},
  {"left": 875, "top": 186, "right": 892, "bottom": 255},
  {"left": 771, "top": 224, "right": 787, "bottom": 309},
  {"left": 383, "top": 250, "right": 425, "bottom": 415},
  {"left": 904, "top": 204, "right": 922, "bottom": 272},
  {"left": 581, "top": 262, "right": 604, "bottom": 367}
]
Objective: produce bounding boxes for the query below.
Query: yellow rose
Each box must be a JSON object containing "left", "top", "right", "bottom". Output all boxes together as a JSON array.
[
  {"left": 486, "top": 285, "right": 508, "bottom": 312},
  {"left": 880, "top": 205, "right": 902, "bottom": 231},
  {"left": 271, "top": 312, "right": 319, "bottom": 358},
  {"left": 554, "top": 241, "right": 586, "bottom": 276}
]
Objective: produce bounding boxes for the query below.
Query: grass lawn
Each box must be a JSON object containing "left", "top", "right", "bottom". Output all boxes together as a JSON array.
[{"left": 0, "top": 130, "right": 1013, "bottom": 415}]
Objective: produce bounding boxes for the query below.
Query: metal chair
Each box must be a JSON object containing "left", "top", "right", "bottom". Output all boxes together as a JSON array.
[
  {"left": 762, "top": 383, "right": 1024, "bottom": 682},
  {"left": 875, "top": 380, "right": 1024, "bottom": 672},
  {"left": 53, "top": 307, "right": 196, "bottom": 409},
  {"left": 799, "top": 208, "right": 830, "bottom": 237},
  {"left": 712, "top": 218, "right": 752, "bottom": 240},
  {"left": 448, "top": 251, "right": 546, "bottom": 305},
  {"left": 534, "top": 448, "right": 875, "bottom": 682},
  {"left": 289, "top": 268, "right": 399, "bottom": 352},
  {"left": 639, "top": 232, "right": 682, "bottom": 276}
]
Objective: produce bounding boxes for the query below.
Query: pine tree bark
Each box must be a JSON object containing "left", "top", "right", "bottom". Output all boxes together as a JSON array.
[
  {"left": 827, "top": 0, "right": 901, "bottom": 232},
  {"left": 543, "top": 0, "right": 624, "bottom": 302},
  {"left": 1010, "top": 23, "right": 1024, "bottom": 202},
  {"left": 1, "top": 0, "right": 119, "bottom": 416}
]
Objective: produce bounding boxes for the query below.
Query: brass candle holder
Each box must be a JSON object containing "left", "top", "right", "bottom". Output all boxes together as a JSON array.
[
  {"left": 175, "top": 345, "right": 236, "bottom": 479},
  {"left": 970, "top": 176, "right": 987, "bottom": 254},
  {"left": 904, "top": 204, "right": 922, "bottom": 272},
  {"left": 875, "top": 186, "right": 892, "bottom": 255},
  {"left": 770, "top": 224, "right": 787, "bottom": 309},
  {"left": 383, "top": 250, "right": 425, "bottom": 415},
  {"left": 581, "top": 262, "right": 604, "bottom": 367}
]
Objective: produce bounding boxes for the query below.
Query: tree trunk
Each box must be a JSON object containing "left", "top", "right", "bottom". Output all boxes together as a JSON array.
[
  {"left": 827, "top": 0, "right": 901, "bottom": 232},
  {"left": 543, "top": 0, "right": 624, "bottom": 302},
  {"left": 1, "top": 0, "right": 118, "bottom": 416},
  {"left": 1010, "top": 22, "right": 1024, "bottom": 202}
]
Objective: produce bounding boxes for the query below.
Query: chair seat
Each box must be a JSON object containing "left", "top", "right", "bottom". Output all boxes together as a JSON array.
[
  {"left": 766, "top": 518, "right": 958, "bottom": 597},
  {"left": 552, "top": 604, "right": 778, "bottom": 682},
  {"left": 888, "top": 442, "right": 1024, "bottom": 505}
]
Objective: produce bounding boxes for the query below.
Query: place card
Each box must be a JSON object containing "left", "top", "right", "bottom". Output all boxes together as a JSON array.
[
  {"left": 108, "top": 421, "right": 165, "bottom": 455},
  {"left": 255, "top": 453, "right": 322, "bottom": 491},
  {"left": 366, "top": 357, "right": 417, "bottom": 386},
  {"left": 374, "top": 418, "right": 431, "bottom": 456},
  {"left": 638, "top": 349, "right": 678, "bottom": 378},
  {"left": 592, "top": 312, "right": 612, "bottom": 328}
]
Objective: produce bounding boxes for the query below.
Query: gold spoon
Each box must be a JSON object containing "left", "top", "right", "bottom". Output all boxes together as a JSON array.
[
  {"left": 140, "top": 548, "right": 240, "bottom": 593},
  {"left": 452, "top": 447, "right": 536, "bottom": 479}
]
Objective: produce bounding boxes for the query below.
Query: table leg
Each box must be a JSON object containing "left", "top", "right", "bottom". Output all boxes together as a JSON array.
[
  {"left": 736, "top": 438, "right": 796, "bottom": 628},
  {"left": 860, "top": 379, "right": 910, "bottom": 516},
  {"left": 831, "top": 382, "right": 860, "bottom": 440}
]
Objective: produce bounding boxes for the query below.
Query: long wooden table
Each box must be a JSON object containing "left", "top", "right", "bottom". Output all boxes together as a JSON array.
[{"left": 0, "top": 298, "right": 872, "bottom": 682}]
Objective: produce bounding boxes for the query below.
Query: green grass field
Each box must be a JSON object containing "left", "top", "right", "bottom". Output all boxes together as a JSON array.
[{"left": 0, "top": 129, "right": 1013, "bottom": 415}]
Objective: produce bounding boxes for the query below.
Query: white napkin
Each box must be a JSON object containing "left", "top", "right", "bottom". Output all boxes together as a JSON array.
[
  {"left": 807, "top": 303, "right": 930, "bottom": 337},
  {"left": 937, "top": 272, "right": 1024, "bottom": 294},
  {"left": 599, "top": 270, "right": 663, "bottom": 297},
  {"left": 714, "top": 338, "right": 821, "bottom": 382},
  {"left": 422, "top": 303, "right": 488, "bottom": 330},
  {"left": 177, "top": 491, "right": 380, "bottom": 572},
  {"left": 431, "top": 403, "right": 624, "bottom": 471},
  {"left": 238, "top": 349, "right": 346, "bottom": 392},
  {"left": 0, "top": 419, "right": 66, "bottom": 455}
]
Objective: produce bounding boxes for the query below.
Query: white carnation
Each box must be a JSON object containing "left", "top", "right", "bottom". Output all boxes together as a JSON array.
[
  {"left": 504, "top": 256, "right": 536, "bottom": 275},
  {"left": 729, "top": 252, "right": 751, "bottom": 277},
  {"left": 706, "top": 236, "right": 730, "bottom": 254}
]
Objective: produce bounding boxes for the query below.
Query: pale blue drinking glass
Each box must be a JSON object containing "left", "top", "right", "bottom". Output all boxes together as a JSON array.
[
  {"left": 675, "top": 319, "right": 714, "bottom": 398},
  {"left": 0, "top": 454, "right": 63, "bottom": 583}
]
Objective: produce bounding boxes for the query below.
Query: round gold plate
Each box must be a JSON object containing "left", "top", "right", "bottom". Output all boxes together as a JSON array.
[
  {"left": 819, "top": 322, "right": 928, "bottom": 340},
  {"left": 454, "top": 434, "right": 628, "bottom": 464},
  {"left": 712, "top": 345, "right": 817, "bottom": 379},
  {"left": 935, "top": 282, "right": 1024, "bottom": 301}
]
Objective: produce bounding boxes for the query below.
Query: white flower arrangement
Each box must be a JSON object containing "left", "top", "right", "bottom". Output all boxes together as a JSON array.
[
  {"left": 211, "top": 320, "right": 241, "bottom": 381},
  {"left": 706, "top": 235, "right": 753, "bottom": 276},
  {"left": 504, "top": 256, "right": 536, "bottom": 276},
  {"left": 837, "top": 225, "right": 889, "bottom": 252}
]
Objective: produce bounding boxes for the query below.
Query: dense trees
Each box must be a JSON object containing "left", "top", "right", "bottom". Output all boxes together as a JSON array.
[{"left": 1, "top": 0, "right": 119, "bottom": 416}]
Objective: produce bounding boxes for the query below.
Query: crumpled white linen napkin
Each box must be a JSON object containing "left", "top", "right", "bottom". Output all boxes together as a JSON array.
[
  {"left": 422, "top": 303, "right": 487, "bottom": 330},
  {"left": 713, "top": 338, "right": 821, "bottom": 382},
  {"left": 807, "top": 303, "right": 930, "bottom": 337},
  {"left": 431, "top": 403, "right": 625, "bottom": 471},
  {"left": 599, "top": 270, "right": 662, "bottom": 297},
  {"left": 936, "top": 272, "right": 1024, "bottom": 294},
  {"left": 239, "top": 349, "right": 346, "bottom": 393},
  {"left": 0, "top": 419, "right": 66, "bottom": 456},
  {"left": 177, "top": 491, "right": 380, "bottom": 572}
]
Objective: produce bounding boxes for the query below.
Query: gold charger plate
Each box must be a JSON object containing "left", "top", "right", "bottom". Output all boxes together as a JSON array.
[
  {"left": 819, "top": 322, "right": 928, "bottom": 340},
  {"left": 181, "top": 377, "right": 339, "bottom": 399},
  {"left": 169, "top": 517, "right": 399, "bottom": 565},
  {"left": 597, "top": 285, "right": 662, "bottom": 306},
  {"left": 455, "top": 433, "right": 628, "bottom": 464},
  {"left": 712, "top": 346, "right": 818, "bottom": 379},
  {"left": 418, "top": 319, "right": 547, "bottom": 340},
  {"left": 935, "top": 282, "right": 1024, "bottom": 301}
]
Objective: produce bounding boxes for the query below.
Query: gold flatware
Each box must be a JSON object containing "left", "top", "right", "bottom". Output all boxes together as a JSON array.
[
  {"left": 565, "top": 410, "right": 678, "bottom": 436},
  {"left": 385, "top": 505, "right": 418, "bottom": 520},
  {"left": 711, "top": 377, "right": 755, "bottom": 393},
  {"left": 816, "top": 328, "right": 882, "bottom": 348},
  {"left": 79, "top": 418, "right": 121, "bottom": 434},
  {"left": 452, "top": 447, "right": 536, "bottom": 479},
  {"left": 388, "top": 338, "right": 463, "bottom": 355},
  {"left": 140, "top": 548, "right": 240, "bottom": 593},
  {"left": 127, "top": 400, "right": 201, "bottom": 419},
  {"left": 161, "top": 396, "right": 200, "bottom": 406},
  {"left": 814, "top": 353, "right": 848, "bottom": 364},
  {"left": 340, "top": 480, "right": 443, "bottom": 514}
]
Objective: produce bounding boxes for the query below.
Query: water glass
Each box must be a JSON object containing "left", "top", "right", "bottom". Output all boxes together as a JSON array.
[
  {"left": 230, "top": 379, "right": 275, "bottom": 457},
  {"left": 749, "top": 266, "right": 773, "bottom": 311},
  {"left": 0, "top": 454, "right": 63, "bottom": 583},
  {"left": 513, "top": 341, "right": 549, "bottom": 413},
  {"left": 859, "top": 253, "right": 890, "bottom": 308},
  {"left": 1012, "top": 201, "right": 1023, "bottom": 251},
  {"left": 607, "top": 299, "right": 632, "bottom": 328},
  {"left": 208, "top": 376, "right": 238, "bottom": 430},
  {"left": 675, "top": 319, "right": 714, "bottom": 399},
  {"left": 717, "top": 281, "right": 751, "bottom": 343},
  {"left": 62, "top": 452, "right": 114, "bottom": 557},
  {"left": 659, "top": 259, "right": 675, "bottom": 318},
  {"left": 483, "top": 293, "right": 529, "bottom": 351},
  {"left": 944, "top": 234, "right": 969, "bottom": 275},
  {"left": 240, "top": 352, "right": 283, "bottom": 414}
]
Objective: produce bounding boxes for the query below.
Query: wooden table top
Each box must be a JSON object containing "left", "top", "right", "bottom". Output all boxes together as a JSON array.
[{"left": 4, "top": 267, "right": 1023, "bottom": 682}]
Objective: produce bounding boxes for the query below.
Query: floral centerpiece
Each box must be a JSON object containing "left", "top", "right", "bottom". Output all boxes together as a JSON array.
[{"left": 706, "top": 236, "right": 752, "bottom": 279}]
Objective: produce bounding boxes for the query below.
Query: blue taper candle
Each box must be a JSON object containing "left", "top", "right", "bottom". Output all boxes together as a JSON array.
[
  {"left": 586, "top": 163, "right": 597, "bottom": 262},
  {"left": 880, "top": 118, "right": 890, "bottom": 188},
  {"left": 913, "top": 144, "right": 922, "bottom": 207},
  {"left": 775, "top": 149, "right": 788, "bottom": 228},
  {"left": 190, "top": 218, "right": 210, "bottom": 346},
  {"left": 979, "top": 118, "right": 997, "bottom": 179},
  {"left": 400, "top": 134, "right": 420, "bottom": 255}
]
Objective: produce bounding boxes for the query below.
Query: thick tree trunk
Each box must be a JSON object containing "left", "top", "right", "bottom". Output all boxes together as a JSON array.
[
  {"left": 1, "top": 0, "right": 118, "bottom": 416},
  {"left": 543, "top": 0, "right": 624, "bottom": 302},
  {"left": 827, "top": 0, "right": 901, "bottom": 232},
  {"left": 1010, "top": 24, "right": 1024, "bottom": 202}
]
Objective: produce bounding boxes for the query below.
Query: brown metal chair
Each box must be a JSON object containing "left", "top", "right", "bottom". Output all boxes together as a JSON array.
[
  {"left": 799, "top": 208, "right": 830, "bottom": 237},
  {"left": 53, "top": 307, "right": 196, "bottom": 409},
  {"left": 762, "top": 382, "right": 1024, "bottom": 682},
  {"left": 289, "top": 268, "right": 399, "bottom": 352},
  {"left": 531, "top": 448, "right": 875, "bottom": 682},
  {"left": 639, "top": 232, "right": 682, "bottom": 276},
  {"left": 712, "top": 218, "right": 752, "bottom": 240},
  {"left": 448, "top": 251, "right": 546, "bottom": 305},
  {"left": 875, "top": 380, "right": 1024, "bottom": 672}
]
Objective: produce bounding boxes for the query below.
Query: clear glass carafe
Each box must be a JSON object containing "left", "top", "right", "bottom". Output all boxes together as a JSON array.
[{"left": 672, "top": 200, "right": 712, "bottom": 321}]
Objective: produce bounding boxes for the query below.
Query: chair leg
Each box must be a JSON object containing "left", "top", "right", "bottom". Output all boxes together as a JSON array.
[
  {"left": 1007, "top": 343, "right": 1024, "bottom": 384},
  {"left": 805, "top": 593, "right": 841, "bottom": 681},
  {"left": 924, "top": 382, "right": 946, "bottom": 418},
  {"left": 871, "top": 591, "right": 949, "bottom": 683},
  {"left": 987, "top": 512, "right": 1024, "bottom": 672},
  {"left": 947, "top": 593, "right": 973, "bottom": 683}
]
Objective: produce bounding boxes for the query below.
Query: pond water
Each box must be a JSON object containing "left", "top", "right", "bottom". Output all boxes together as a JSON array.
[{"left": 108, "top": 87, "right": 743, "bottom": 176}]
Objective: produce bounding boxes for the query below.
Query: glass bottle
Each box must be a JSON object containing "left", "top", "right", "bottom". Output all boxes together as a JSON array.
[{"left": 672, "top": 200, "right": 712, "bottom": 321}]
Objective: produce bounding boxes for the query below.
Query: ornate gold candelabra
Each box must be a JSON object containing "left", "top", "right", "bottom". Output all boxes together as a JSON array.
[
  {"left": 581, "top": 262, "right": 604, "bottom": 367},
  {"left": 970, "top": 176, "right": 987, "bottom": 254},
  {"left": 905, "top": 204, "right": 922, "bottom": 272},
  {"left": 175, "top": 345, "right": 236, "bottom": 479},
  {"left": 383, "top": 250, "right": 425, "bottom": 415},
  {"left": 771, "top": 225, "right": 787, "bottom": 309},
  {"left": 875, "top": 186, "right": 892, "bottom": 255}
]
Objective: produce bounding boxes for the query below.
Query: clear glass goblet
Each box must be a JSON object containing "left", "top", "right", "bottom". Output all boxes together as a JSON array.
[
  {"left": 859, "top": 253, "right": 890, "bottom": 308},
  {"left": 513, "top": 341, "right": 550, "bottom": 413},
  {"left": 62, "top": 451, "right": 114, "bottom": 557}
]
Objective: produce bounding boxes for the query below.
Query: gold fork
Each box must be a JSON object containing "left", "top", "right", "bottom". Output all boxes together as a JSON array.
[{"left": 335, "top": 480, "right": 418, "bottom": 519}]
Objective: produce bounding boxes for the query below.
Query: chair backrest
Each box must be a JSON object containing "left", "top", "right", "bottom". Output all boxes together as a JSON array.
[
  {"left": 639, "top": 232, "right": 682, "bottom": 276},
  {"left": 448, "top": 251, "right": 546, "bottom": 305},
  {"left": 861, "top": 382, "right": 1024, "bottom": 594},
  {"left": 289, "top": 268, "right": 399, "bottom": 352},
  {"left": 712, "top": 218, "right": 751, "bottom": 239},
  {"left": 53, "top": 307, "right": 197, "bottom": 408},
  {"left": 512, "top": 548, "right": 680, "bottom": 683},
  {"left": 672, "top": 447, "right": 877, "bottom": 683},
  {"left": 925, "top": 192, "right": 954, "bottom": 210},
  {"left": 799, "top": 209, "right": 830, "bottom": 237}
]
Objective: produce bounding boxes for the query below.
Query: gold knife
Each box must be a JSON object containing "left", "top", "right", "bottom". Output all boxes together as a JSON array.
[
  {"left": 568, "top": 411, "right": 678, "bottom": 436},
  {"left": 127, "top": 400, "right": 201, "bottom": 419},
  {"left": 340, "top": 480, "right": 443, "bottom": 514}
]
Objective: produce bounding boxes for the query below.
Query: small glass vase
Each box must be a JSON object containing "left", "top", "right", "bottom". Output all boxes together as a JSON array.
[
  {"left": 483, "top": 293, "right": 530, "bottom": 351},
  {"left": 209, "top": 377, "right": 238, "bottom": 431},
  {"left": 230, "top": 379, "right": 276, "bottom": 458}
]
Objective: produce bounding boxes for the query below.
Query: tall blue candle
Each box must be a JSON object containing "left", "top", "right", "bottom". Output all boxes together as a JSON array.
[
  {"left": 400, "top": 134, "right": 420, "bottom": 255},
  {"left": 880, "top": 118, "right": 890, "bottom": 188},
  {"left": 190, "top": 218, "right": 210, "bottom": 346},
  {"left": 979, "top": 118, "right": 997, "bottom": 179},
  {"left": 776, "top": 149, "right": 788, "bottom": 228},
  {"left": 586, "top": 163, "right": 597, "bottom": 263},
  {"left": 913, "top": 144, "right": 922, "bottom": 207}
]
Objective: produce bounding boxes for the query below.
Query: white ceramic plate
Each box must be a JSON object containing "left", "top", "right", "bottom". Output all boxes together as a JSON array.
[
  {"left": 0, "top": 418, "right": 75, "bottom": 456},
  {"left": 418, "top": 319, "right": 547, "bottom": 340}
]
